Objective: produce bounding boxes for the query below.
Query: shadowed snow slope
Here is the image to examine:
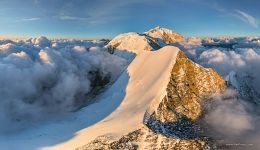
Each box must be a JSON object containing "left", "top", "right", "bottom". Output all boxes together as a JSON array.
[{"left": 46, "top": 46, "right": 179, "bottom": 150}]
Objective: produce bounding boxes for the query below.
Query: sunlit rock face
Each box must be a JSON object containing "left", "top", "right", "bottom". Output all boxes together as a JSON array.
[
  {"left": 145, "top": 26, "right": 185, "bottom": 44},
  {"left": 79, "top": 126, "right": 209, "bottom": 150},
  {"left": 142, "top": 51, "right": 225, "bottom": 150},
  {"left": 153, "top": 51, "right": 226, "bottom": 122},
  {"left": 142, "top": 51, "right": 226, "bottom": 149}
]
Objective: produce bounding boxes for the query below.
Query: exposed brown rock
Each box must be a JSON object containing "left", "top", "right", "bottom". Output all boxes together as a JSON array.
[
  {"left": 154, "top": 51, "right": 226, "bottom": 122},
  {"left": 78, "top": 126, "right": 210, "bottom": 150}
]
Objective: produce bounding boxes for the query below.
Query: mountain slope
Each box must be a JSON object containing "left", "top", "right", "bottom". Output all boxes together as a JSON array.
[
  {"left": 76, "top": 47, "right": 226, "bottom": 150},
  {"left": 47, "top": 46, "right": 180, "bottom": 150}
]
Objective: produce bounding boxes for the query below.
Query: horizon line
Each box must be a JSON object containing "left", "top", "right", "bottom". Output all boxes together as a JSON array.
[{"left": 1, "top": 34, "right": 259, "bottom": 41}]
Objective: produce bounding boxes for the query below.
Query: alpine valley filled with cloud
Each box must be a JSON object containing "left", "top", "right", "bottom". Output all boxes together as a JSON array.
[{"left": 0, "top": 0, "right": 260, "bottom": 150}]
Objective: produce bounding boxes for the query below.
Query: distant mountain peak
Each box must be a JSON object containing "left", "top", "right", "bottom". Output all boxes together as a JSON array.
[
  {"left": 106, "top": 32, "right": 161, "bottom": 54},
  {"left": 145, "top": 26, "right": 185, "bottom": 44},
  {"left": 106, "top": 27, "right": 184, "bottom": 54}
]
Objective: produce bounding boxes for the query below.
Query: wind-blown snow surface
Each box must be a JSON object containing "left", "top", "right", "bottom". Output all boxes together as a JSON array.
[
  {"left": 0, "top": 45, "right": 179, "bottom": 150},
  {"left": 0, "top": 37, "right": 127, "bottom": 132}
]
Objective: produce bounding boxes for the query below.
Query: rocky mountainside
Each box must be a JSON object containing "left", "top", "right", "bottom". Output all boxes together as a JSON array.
[
  {"left": 76, "top": 28, "right": 226, "bottom": 150},
  {"left": 78, "top": 55, "right": 225, "bottom": 149}
]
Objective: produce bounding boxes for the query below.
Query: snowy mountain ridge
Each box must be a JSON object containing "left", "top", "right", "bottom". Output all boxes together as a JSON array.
[{"left": 73, "top": 28, "right": 226, "bottom": 150}]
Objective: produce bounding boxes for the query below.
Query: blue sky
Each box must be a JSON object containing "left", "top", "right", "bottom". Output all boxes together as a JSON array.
[{"left": 0, "top": 0, "right": 259, "bottom": 39}]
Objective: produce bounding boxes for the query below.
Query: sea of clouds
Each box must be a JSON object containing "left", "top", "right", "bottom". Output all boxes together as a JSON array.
[{"left": 0, "top": 36, "right": 127, "bottom": 131}]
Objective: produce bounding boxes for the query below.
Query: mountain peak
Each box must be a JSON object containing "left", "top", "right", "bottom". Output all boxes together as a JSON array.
[
  {"left": 145, "top": 26, "right": 185, "bottom": 44},
  {"left": 78, "top": 46, "right": 226, "bottom": 150},
  {"left": 106, "top": 32, "right": 161, "bottom": 54},
  {"left": 106, "top": 27, "right": 185, "bottom": 54}
]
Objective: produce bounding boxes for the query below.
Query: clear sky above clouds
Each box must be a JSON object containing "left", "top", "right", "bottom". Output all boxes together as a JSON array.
[{"left": 0, "top": 0, "right": 259, "bottom": 38}]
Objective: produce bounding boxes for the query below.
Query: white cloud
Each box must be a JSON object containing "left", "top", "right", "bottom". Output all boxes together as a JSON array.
[
  {"left": 205, "top": 89, "right": 254, "bottom": 136},
  {"left": 59, "top": 15, "right": 89, "bottom": 21},
  {"left": 0, "top": 37, "right": 128, "bottom": 131},
  {"left": 234, "top": 10, "right": 259, "bottom": 28},
  {"left": 20, "top": 18, "right": 41, "bottom": 21}
]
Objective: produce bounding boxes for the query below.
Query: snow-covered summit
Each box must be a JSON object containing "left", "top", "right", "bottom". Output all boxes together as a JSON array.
[
  {"left": 106, "top": 26, "right": 185, "bottom": 54},
  {"left": 145, "top": 26, "right": 184, "bottom": 44},
  {"left": 106, "top": 32, "right": 161, "bottom": 54}
]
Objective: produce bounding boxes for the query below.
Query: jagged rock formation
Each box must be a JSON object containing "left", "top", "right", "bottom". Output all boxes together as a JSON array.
[
  {"left": 78, "top": 126, "right": 209, "bottom": 150},
  {"left": 145, "top": 26, "right": 185, "bottom": 44},
  {"left": 145, "top": 51, "right": 226, "bottom": 142},
  {"left": 152, "top": 51, "right": 226, "bottom": 122}
]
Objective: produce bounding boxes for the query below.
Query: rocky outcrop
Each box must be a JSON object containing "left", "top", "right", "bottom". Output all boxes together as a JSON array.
[
  {"left": 78, "top": 126, "right": 209, "bottom": 150},
  {"left": 152, "top": 51, "right": 226, "bottom": 122},
  {"left": 144, "top": 51, "right": 226, "bottom": 143}
]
